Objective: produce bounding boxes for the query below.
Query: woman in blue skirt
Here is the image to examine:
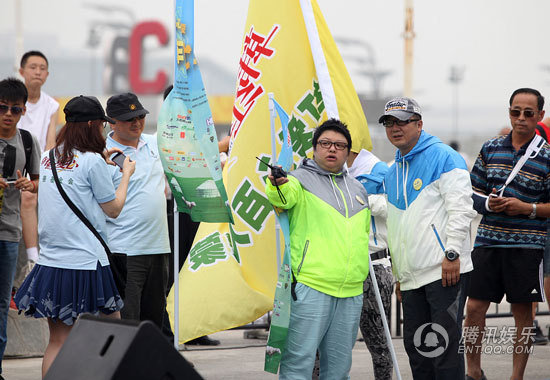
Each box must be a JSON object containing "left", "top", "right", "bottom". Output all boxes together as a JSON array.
[{"left": 15, "top": 95, "right": 135, "bottom": 377}]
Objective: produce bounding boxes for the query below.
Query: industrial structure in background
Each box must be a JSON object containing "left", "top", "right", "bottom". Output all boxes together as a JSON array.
[
  {"left": 5, "top": 2, "right": 405, "bottom": 156},
  {"left": 5, "top": 0, "right": 518, "bottom": 163}
]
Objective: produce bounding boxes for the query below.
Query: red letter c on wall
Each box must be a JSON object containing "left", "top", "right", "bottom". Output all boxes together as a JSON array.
[{"left": 129, "top": 21, "right": 168, "bottom": 94}]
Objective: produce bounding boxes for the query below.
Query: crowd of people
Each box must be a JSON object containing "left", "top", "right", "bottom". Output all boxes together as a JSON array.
[
  {"left": 0, "top": 51, "right": 218, "bottom": 380},
  {"left": 267, "top": 91, "right": 550, "bottom": 380},
  {"left": 1, "top": 49, "right": 550, "bottom": 380}
]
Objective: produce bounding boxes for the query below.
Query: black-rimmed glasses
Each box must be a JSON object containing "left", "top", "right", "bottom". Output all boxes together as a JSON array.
[{"left": 317, "top": 140, "right": 348, "bottom": 150}]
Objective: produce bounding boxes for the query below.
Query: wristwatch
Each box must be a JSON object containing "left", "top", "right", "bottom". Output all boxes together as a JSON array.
[
  {"left": 445, "top": 249, "right": 460, "bottom": 262},
  {"left": 528, "top": 203, "right": 537, "bottom": 219}
]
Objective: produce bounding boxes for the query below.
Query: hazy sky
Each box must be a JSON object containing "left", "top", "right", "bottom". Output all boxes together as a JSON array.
[{"left": 2, "top": 0, "right": 550, "bottom": 140}]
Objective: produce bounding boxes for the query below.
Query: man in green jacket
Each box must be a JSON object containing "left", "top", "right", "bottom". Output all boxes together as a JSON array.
[{"left": 266, "top": 119, "right": 371, "bottom": 380}]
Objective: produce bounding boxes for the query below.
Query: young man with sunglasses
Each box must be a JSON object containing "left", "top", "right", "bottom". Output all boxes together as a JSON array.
[
  {"left": 466, "top": 88, "right": 550, "bottom": 380},
  {"left": 266, "top": 119, "right": 371, "bottom": 379},
  {"left": 0, "top": 77, "right": 40, "bottom": 380},
  {"left": 381, "top": 97, "right": 476, "bottom": 380},
  {"left": 104, "top": 92, "right": 170, "bottom": 329}
]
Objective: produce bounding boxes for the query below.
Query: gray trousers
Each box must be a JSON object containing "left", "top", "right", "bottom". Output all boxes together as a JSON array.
[{"left": 359, "top": 263, "right": 394, "bottom": 380}]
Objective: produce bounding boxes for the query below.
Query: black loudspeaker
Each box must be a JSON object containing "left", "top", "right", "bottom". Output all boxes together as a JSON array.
[{"left": 44, "top": 314, "right": 203, "bottom": 380}]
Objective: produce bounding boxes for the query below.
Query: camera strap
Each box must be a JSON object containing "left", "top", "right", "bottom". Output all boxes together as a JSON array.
[
  {"left": 290, "top": 270, "right": 297, "bottom": 301},
  {"left": 49, "top": 149, "right": 112, "bottom": 256},
  {"left": 498, "top": 134, "right": 544, "bottom": 196},
  {"left": 275, "top": 183, "right": 286, "bottom": 204},
  {"left": 1, "top": 144, "right": 16, "bottom": 179}
]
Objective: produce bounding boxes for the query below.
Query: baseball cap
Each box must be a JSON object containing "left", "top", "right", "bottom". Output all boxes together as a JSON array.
[
  {"left": 64, "top": 95, "right": 115, "bottom": 123},
  {"left": 378, "top": 97, "right": 422, "bottom": 123},
  {"left": 106, "top": 92, "right": 149, "bottom": 121}
]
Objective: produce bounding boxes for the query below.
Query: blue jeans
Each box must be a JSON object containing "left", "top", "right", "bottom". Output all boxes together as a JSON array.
[
  {"left": 0, "top": 240, "right": 19, "bottom": 374},
  {"left": 280, "top": 283, "right": 363, "bottom": 380}
]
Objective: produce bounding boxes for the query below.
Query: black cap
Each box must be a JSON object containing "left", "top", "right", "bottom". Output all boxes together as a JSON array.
[
  {"left": 106, "top": 92, "right": 149, "bottom": 121},
  {"left": 64, "top": 95, "right": 115, "bottom": 123}
]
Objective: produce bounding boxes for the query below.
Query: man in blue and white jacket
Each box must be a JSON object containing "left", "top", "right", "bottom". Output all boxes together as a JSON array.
[{"left": 381, "top": 97, "right": 476, "bottom": 380}]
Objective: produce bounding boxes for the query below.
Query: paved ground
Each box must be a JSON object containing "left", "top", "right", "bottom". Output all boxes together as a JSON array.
[{"left": 4, "top": 314, "right": 550, "bottom": 379}]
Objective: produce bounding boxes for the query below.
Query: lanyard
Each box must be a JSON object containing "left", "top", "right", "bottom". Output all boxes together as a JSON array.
[{"left": 498, "top": 134, "right": 544, "bottom": 196}]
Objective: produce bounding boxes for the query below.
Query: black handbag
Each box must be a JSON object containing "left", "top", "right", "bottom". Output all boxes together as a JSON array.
[{"left": 49, "top": 149, "right": 112, "bottom": 256}]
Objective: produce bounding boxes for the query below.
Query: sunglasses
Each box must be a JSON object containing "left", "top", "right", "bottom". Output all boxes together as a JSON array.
[
  {"left": 509, "top": 108, "right": 536, "bottom": 118},
  {"left": 382, "top": 118, "right": 420, "bottom": 128},
  {"left": 0, "top": 104, "right": 24, "bottom": 116},
  {"left": 317, "top": 140, "right": 348, "bottom": 151},
  {"left": 126, "top": 114, "right": 146, "bottom": 122}
]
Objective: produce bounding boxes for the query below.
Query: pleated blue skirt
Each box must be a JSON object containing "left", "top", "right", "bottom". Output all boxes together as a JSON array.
[{"left": 14, "top": 262, "right": 123, "bottom": 326}]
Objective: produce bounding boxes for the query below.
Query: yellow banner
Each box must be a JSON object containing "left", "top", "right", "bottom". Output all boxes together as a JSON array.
[{"left": 167, "top": 0, "right": 371, "bottom": 343}]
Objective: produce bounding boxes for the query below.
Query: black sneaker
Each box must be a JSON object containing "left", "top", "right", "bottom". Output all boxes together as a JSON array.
[
  {"left": 533, "top": 320, "right": 548, "bottom": 346},
  {"left": 186, "top": 335, "right": 220, "bottom": 346},
  {"left": 465, "top": 369, "right": 487, "bottom": 380}
]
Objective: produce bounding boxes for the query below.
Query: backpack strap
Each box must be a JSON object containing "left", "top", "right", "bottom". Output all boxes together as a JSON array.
[{"left": 19, "top": 129, "right": 33, "bottom": 177}]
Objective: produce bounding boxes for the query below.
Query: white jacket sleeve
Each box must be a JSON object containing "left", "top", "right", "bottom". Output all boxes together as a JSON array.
[
  {"left": 438, "top": 168, "right": 477, "bottom": 253},
  {"left": 368, "top": 194, "right": 387, "bottom": 218}
]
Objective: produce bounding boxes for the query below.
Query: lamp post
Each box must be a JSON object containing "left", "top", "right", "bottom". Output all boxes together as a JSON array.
[
  {"left": 334, "top": 37, "right": 391, "bottom": 98},
  {"left": 542, "top": 65, "right": 550, "bottom": 84},
  {"left": 449, "top": 65, "right": 465, "bottom": 141},
  {"left": 14, "top": 0, "right": 24, "bottom": 76}
]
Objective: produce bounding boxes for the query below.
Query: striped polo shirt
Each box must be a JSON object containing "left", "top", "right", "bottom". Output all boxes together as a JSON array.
[{"left": 471, "top": 133, "right": 550, "bottom": 248}]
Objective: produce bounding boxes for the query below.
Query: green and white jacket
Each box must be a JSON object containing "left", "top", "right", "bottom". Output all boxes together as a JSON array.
[{"left": 265, "top": 158, "right": 371, "bottom": 298}]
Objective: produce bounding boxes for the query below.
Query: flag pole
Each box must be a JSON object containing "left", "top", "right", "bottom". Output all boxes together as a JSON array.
[
  {"left": 369, "top": 258, "right": 402, "bottom": 380},
  {"left": 268, "top": 93, "right": 282, "bottom": 272},
  {"left": 173, "top": 204, "right": 180, "bottom": 349}
]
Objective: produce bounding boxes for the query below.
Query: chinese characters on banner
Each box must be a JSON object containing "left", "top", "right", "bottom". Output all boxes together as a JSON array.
[
  {"left": 231, "top": 26, "right": 279, "bottom": 142},
  {"left": 167, "top": 0, "right": 371, "bottom": 344}
]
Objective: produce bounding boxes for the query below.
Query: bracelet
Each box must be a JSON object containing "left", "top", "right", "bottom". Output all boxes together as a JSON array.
[
  {"left": 528, "top": 203, "right": 537, "bottom": 219},
  {"left": 30, "top": 180, "right": 36, "bottom": 193}
]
